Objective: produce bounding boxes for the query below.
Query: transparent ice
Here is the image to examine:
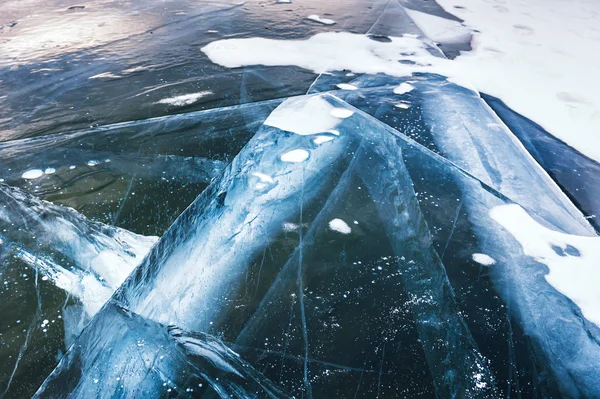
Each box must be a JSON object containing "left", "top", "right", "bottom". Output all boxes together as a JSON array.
[{"left": 1, "top": 0, "right": 599, "bottom": 397}]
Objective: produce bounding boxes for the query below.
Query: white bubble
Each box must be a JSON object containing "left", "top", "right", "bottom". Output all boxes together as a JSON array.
[
  {"left": 329, "top": 218, "right": 352, "bottom": 234},
  {"left": 22, "top": 169, "right": 44, "bottom": 179},
  {"left": 281, "top": 149, "right": 309, "bottom": 163}
]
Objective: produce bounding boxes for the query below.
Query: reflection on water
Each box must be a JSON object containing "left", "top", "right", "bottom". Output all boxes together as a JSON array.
[{"left": 0, "top": 0, "right": 389, "bottom": 141}]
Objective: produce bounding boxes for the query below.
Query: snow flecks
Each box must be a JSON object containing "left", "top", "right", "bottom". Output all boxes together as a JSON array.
[
  {"left": 473, "top": 372, "right": 488, "bottom": 390},
  {"left": 313, "top": 135, "right": 334, "bottom": 145},
  {"left": 155, "top": 91, "right": 213, "bottom": 107},
  {"left": 490, "top": 204, "right": 600, "bottom": 327},
  {"left": 306, "top": 15, "right": 336, "bottom": 25},
  {"left": 329, "top": 218, "right": 351, "bottom": 234},
  {"left": 283, "top": 222, "right": 300, "bottom": 232},
  {"left": 265, "top": 96, "right": 340, "bottom": 135},
  {"left": 336, "top": 83, "right": 358, "bottom": 91},
  {"left": 472, "top": 253, "right": 496, "bottom": 266},
  {"left": 281, "top": 149, "right": 309, "bottom": 163},
  {"left": 436, "top": 0, "right": 600, "bottom": 161},
  {"left": 393, "top": 82, "right": 414, "bottom": 95},
  {"left": 201, "top": 32, "right": 445, "bottom": 77},
  {"left": 330, "top": 108, "right": 354, "bottom": 119},
  {"left": 22, "top": 169, "right": 44, "bottom": 179}
]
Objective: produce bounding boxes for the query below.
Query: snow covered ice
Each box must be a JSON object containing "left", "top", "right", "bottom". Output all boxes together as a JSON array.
[{"left": 1, "top": 0, "right": 600, "bottom": 397}]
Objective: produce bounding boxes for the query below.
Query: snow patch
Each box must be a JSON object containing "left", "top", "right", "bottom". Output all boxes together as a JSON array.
[
  {"left": 307, "top": 15, "right": 336, "bottom": 25},
  {"left": 252, "top": 172, "right": 275, "bottom": 184},
  {"left": 281, "top": 149, "right": 309, "bottom": 163},
  {"left": 490, "top": 204, "right": 600, "bottom": 327},
  {"left": 330, "top": 108, "right": 354, "bottom": 119},
  {"left": 313, "top": 135, "right": 334, "bottom": 144},
  {"left": 329, "top": 218, "right": 351, "bottom": 234},
  {"left": 472, "top": 253, "right": 496, "bottom": 266},
  {"left": 393, "top": 82, "right": 414, "bottom": 95},
  {"left": 336, "top": 83, "right": 358, "bottom": 90},
  {"left": 436, "top": 0, "right": 600, "bottom": 161},
  {"left": 201, "top": 32, "right": 445, "bottom": 77},
  {"left": 265, "top": 96, "right": 340, "bottom": 135},
  {"left": 22, "top": 169, "right": 44, "bottom": 179},
  {"left": 282, "top": 222, "right": 299, "bottom": 232}
]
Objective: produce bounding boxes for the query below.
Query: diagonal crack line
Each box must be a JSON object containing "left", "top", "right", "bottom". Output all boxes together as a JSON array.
[
  {"left": 439, "top": 198, "right": 463, "bottom": 262},
  {"left": 230, "top": 344, "right": 387, "bottom": 375},
  {"left": 322, "top": 93, "right": 583, "bottom": 234},
  {"left": 0, "top": 96, "right": 286, "bottom": 148}
]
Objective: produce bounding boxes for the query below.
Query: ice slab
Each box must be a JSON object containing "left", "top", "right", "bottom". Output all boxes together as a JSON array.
[
  {"left": 34, "top": 302, "right": 288, "bottom": 398},
  {"left": 36, "top": 92, "right": 600, "bottom": 398},
  {"left": 0, "top": 100, "right": 280, "bottom": 236},
  {"left": 0, "top": 184, "right": 156, "bottom": 292},
  {"left": 483, "top": 93, "right": 600, "bottom": 233},
  {"left": 330, "top": 73, "right": 594, "bottom": 236},
  {"left": 37, "top": 94, "right": 512, "bottom": 398},
  {"left": 0, "top": 184, "right": 156, "bottom": 398}
]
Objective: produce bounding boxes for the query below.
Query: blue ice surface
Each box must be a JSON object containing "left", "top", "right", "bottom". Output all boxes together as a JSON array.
[
  {"left": 34, "top": 82, "right": 600, "bottom": 398},
  {"left": 482, "top": 93, "right": 600, "bottom": 233},
  {"left": 2, "top": 0, "right": 599, "bottom": 397}
]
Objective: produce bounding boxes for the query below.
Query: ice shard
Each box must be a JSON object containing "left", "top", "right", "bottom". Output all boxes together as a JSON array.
[
  {"left": 327, "top": 73, "right": 600, "bottom": 396},
  {"left": 0, "top": 184, "right": 156, "bottom": 398},
  {"left": 0, "top": 100, "right": 282, "bottom": 398},
  {"left": 326, "top": 73, "right": 593, "bottom": 235},
  {"left": 0, "top": 183, "right": 156, "bottom": 299},
  {"left": 235, "top": 104, "right": 498, "bottom": 397},
  {"left": 35, "top": 94, "right": 503, "bottom": 398},
  {"left": 34, "top": 302, "right": 289, "bottom": 398},
  {"left": 455, "top": 177, "right": 600, "bottom": 397},
  {"left": 0, "top": 99, "right": 280, "bottom": 236}
]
